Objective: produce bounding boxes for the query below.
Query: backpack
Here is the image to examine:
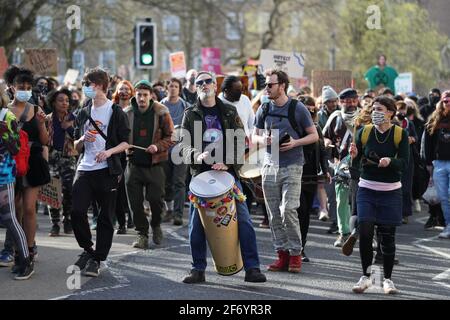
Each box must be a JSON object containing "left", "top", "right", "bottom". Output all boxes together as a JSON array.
[
  {"left": 261, "top": 99, "right": 303, "bottom": 138},
  {"left": 361, "top": 124, "right": 403, "bottom": 149},
  {"left": 2, "top": 104, "right": 30, "bottom": 177}
]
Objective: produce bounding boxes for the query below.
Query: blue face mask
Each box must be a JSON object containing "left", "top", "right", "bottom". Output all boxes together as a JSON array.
[
  {"left": 260, "top": 95, "right": 270, "bottom": 104},
  {"left": 83, "top": 86, "right": 97, "bottom": 99},
  {"left": 15, "top": 90, "right": 32, "bottom": 102}
]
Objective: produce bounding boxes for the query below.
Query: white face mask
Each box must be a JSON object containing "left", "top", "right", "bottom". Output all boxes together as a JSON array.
[
  {"left": 15, "top": 90, "right": 32, "bottom": 102},
  {"left": 371, "top": 110, "right": 388, "bottom": 125},
  {"left": 83, "top": 86, "right": 97, "bottom": 99}
]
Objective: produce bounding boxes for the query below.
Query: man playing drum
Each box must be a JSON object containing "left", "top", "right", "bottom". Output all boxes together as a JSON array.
[{"left": 179, "top": 71, "right": 266, "bottom": 284}]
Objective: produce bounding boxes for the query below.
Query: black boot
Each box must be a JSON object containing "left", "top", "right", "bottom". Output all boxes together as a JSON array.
[{"left": 182, "top": 270, "right": 205, "bottom": 284}]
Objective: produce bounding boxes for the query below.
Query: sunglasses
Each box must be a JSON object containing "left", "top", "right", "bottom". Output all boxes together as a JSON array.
[
  {"left": 442, "top": 99, "right": 450, "bottom": 104},
  {"left": 82, "top": 80, "right": 92, "bottom": 87},
  {"left": 265, "top": 82, "right": 279, "bottom": 89},
  {"left": 195, "top": 78, "right": 213, "bottom": 87}
]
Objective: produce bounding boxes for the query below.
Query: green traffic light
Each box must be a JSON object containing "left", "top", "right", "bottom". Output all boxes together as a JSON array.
[{"left": 142, "top": 53, "right": 153, "bottom": 65}]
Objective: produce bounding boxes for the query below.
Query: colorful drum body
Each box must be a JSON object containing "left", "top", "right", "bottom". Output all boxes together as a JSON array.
[{"left": 189, "top": 171, "right": 244, "bottom": 276}]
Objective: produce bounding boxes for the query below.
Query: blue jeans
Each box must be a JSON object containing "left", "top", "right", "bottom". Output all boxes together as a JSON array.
[
  {"left": 188, "top": 180, "right": 260, "bottom": 271},
  {"left": 433, "top": 160, "right": 450, "bottom": 226}
]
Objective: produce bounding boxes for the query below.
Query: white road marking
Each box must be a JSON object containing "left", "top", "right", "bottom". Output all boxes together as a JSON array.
[{"left": 48, "top": 230, "right": 189, "bottom": 300}]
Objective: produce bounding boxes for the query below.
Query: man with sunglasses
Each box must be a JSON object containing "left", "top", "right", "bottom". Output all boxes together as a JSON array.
[
  {"left": 323, "top": 88, "right": 361, "bottom": 248},
  {"left": 252, "top": 69, "right": 318, "bottom": 274},
  {"left": 71, "top": 67, "right": 130, "bottom": 277},
  {"left": 180, "top": 71, "right": 266, "bottom": 284}
]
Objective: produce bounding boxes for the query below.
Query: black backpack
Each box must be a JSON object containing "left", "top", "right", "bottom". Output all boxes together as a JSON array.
[{"left": 261, "top": 99, "right": 303, "bottom": 138}]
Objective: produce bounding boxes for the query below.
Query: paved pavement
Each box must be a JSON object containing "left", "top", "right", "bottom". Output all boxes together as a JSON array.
[{"left": 0, "top": 203, "right": 449, "bottom": 301}]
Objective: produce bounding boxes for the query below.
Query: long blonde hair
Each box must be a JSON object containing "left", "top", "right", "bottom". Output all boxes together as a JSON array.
[{"left": 426, "top": 100, "right": 450, "bottom": 135}]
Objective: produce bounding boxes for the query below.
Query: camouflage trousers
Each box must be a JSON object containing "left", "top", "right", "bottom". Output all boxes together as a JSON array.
[{"left": 47, "top": 149, "right": 76, "bottom": 224}]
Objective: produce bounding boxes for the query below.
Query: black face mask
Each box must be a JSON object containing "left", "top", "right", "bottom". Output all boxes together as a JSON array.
[
  {"left": 429, "top": 95, "right": 440, "bottom": 107},
  {"left": 37, "top": 84, "right": 48, "bottom": 95},
  {"left": 189, "top": 76, "right": 196, "bottom": 85},
  {"left": 71, "top": 100, "right": 80, "bottom": 109},
  {"left": 397, "top": 113, "right": 406, "bottom": 121},
  {"left": 227, "top": 90, "right": 242, "bottom": 102}
]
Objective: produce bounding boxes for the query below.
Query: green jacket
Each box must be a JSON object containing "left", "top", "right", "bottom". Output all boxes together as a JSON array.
[{"left": 180, "top": 97, "right": 246, "bottom": 177}]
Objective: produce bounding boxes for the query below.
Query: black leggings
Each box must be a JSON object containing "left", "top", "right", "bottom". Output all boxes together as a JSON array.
[
  {"left": 359, "top": 222, "right": 396, "bottom": 279},
  {"left": 0, "top": 183, "right": 29, "bottom": 263},
  {"left": 297, "top": 187, "right": 315, "bottom": 251}
]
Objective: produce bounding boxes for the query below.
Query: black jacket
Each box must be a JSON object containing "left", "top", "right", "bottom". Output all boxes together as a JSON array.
[
  {"left": 74, "top": 103, "right": 130, "bottom": 176},
  {"left": 421, "top": 120, "right": 450, "bottom": 165}
]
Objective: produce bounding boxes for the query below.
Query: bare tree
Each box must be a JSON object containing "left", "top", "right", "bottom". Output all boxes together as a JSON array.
[{"left": 0, "top": 0, "right": 47, "bottom": 58}]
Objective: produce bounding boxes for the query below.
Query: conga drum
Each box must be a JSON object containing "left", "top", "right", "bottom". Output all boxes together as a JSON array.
[{"left": 189, "top": 171, "right": 245, "bottom": 276}]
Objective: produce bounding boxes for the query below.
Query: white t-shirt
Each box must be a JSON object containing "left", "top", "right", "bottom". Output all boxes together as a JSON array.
[
  {"left": 78, "top": 100, "right": 113, "bottom": 171},
  {"left": 218, "top": 93, "right": 255, "bottom": 137}
]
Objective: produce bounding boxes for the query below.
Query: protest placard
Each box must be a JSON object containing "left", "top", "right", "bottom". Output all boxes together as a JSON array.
[
  {"left": 202, "top": 48, "right": 222, "bottom": 75},
  {"left": 170, "top": 52, "right": 187, "bottom": 79},
  {"left": 395, "top": 73, "right": 413, "bottom": 94},
  {"left": 24, "top": 48, "right": 58, "bottom": 76},
  {"left": 260, "top": 49, "right": 305, "bottom": 78},
  {"left": 63, "top": 69, "right": 79, "bottom": 85},
  {"left": 38, "top": 177, "right": 62, "bottom": 209},
  {"left": 311, "top": 70, "right": 352, "bottom": 98}
]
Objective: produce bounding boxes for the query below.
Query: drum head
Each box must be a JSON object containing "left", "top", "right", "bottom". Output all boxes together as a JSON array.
[
  {"left": 189, "top": 171, "right": 235, "bottom": 198},
  {"left": 241, "top": 145, "right": 266, "bottom": 179}
]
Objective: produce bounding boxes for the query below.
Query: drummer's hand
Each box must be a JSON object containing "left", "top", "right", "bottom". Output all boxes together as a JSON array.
[
  {"left": 263, "top": 133, "right": 272, "bottom": 146},
  {"left": 212, "top": 163, "right": 229, "bottom": 171},
  {"left": 146, "top": 144, "right": 158, "bottom": 154},
  {"left": 197, "top": 151, "right": 210, "bottom": 162}
]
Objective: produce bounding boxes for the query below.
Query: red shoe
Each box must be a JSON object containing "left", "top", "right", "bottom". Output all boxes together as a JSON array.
[
  {"left": 288, "top": 255, "right": 302, "bottom": 273},
  {"left": 268, "top": 250, "right": 290, "bottom": 272}
]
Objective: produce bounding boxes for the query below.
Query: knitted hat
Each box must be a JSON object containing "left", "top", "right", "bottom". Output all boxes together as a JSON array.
[
  {"left": 322, "top": 86, "right": 338, "bottom": 103},
  {"left": 134, "top": 80, "right": 152, "bottom": 90}
]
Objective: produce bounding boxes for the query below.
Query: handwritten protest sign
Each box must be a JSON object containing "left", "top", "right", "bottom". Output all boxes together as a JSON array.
[
  {"left": 260, "top": 49, "right": 305, "bottom": 78},
  {"left": 311, "top": 70, "right": 352, "bottom": 98},
  {"left": 24, "top": 48, "right": 58, "bottom": 76}
]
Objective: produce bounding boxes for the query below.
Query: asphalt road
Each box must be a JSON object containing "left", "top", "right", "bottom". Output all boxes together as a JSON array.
[{"left": 0, "top": 203, "right": 449, "bottom": 301}]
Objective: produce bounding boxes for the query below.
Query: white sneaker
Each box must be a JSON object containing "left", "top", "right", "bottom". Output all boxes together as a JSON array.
[
  {"left": 414, "top": 199, "right": 421, "bottom": 212},
  {"left": 334, "top": 235, "right": 345, "bottom": 247},
  {"left": 383, "top": 279, "right": 398, "bottom": 294},
  {"left": 319, "top": 210, "right": 329, "bottom": 221},
  {"left": 352, "top": 276, "right": 372, "bottom": 293}
]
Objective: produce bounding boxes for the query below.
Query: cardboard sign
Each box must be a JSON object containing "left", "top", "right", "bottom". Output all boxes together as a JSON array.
[
  {"left": 311, "top": 70, "right": 352, "bottom": 98},
  {"left": 38, "top": 177, "right": 62, "bottom": 209},
  {"left": 63, "top": 69, "right": 79, "bottom": 85},
  {"left": 24, "top": 48, "right": 58, "bottom": 76},
  {"left": 0, "top": 47, "right": 9, "bottom": 78},
  {"left": 259, "top": 49, "right": 305, "bottom": 78},
  {"left": 169, "top": 51, "right": 187, "bottom": 79},
  {"left": 202, "top": 48, "right": 222, "bottom": 75},
  {"left": 395, "top": 73, "right": 413, "bottom": 94}
]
